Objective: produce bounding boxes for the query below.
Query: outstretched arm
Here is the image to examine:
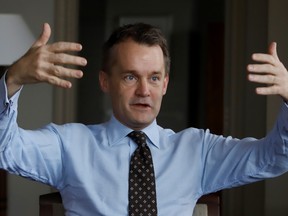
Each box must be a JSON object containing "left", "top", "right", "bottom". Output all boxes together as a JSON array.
[
  {"left": 6, "top": 23, "right": 87, "bottom": 98},
  {"left": 247, "top": 42, "right": 288, "bottom": 101}
]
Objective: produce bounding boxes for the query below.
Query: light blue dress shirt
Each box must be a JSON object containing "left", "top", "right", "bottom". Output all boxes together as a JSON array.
[{"left": 1, "top": 74, "right": 288, "bottom": 215}]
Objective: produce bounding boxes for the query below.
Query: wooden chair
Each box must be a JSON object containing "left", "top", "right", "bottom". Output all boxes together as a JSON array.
[
  {"left": 193, "top": 192, "right": 221, "bottom": 216},
  {"left": 39, "top": 192, "right": 64, "bottom": 216},
  {"left": 39, "top": 192, "right": 221, "bottom": 216}
]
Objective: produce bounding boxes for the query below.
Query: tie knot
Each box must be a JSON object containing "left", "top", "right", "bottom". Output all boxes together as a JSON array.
[{"left": 128, "top": 131, "right": 147, "bottom": 147}]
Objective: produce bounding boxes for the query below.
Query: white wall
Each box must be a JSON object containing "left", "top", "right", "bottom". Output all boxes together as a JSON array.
[{"left": 0, "top": 1, "right": 54, "bottom": 215}]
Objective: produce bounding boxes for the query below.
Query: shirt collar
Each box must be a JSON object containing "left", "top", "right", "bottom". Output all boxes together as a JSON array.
[{"left": 106, "top": 115, "right": 160, "bottom": 149}]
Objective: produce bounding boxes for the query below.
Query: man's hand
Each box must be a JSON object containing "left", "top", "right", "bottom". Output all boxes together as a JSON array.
[
  {"left": 6, "top": 23, "right": 87, "bottom": 97},
  {"left": 247, "top": 42, "right": 288, "bottom": 101}
]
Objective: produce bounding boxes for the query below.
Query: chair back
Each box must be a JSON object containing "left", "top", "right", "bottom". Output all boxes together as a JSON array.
[
  {"left": 39, "top": 192, "right": 221, "bottom": 216},
  {"left": 193, "top": 193, "right": 221, "bottom": 216}
]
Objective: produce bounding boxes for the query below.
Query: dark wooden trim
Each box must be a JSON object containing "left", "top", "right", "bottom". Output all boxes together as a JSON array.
[
  {"left": 0, "top": 66, "right": 8, "bottom": 80},
  {"left": 0, "top": 66, "right": 9, "bottom": 216},
  {"left": 0, "top": 169, "right": 7, "bottom": 216}
]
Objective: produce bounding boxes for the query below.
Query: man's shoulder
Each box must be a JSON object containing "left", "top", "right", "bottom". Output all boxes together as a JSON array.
[{"left": 47, "top": 121, "right": 107, "bottom": 135}]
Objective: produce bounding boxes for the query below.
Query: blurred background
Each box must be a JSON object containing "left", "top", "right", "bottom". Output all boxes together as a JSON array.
[{"left": 0, "top": 0, "right": 288, "bottom": 215}]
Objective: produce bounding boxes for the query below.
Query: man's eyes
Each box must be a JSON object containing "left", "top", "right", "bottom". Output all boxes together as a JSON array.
[
  {"left": 151, "top": 76, "right": 160, "bottom": 82},
  {"left": 124, "top": 75, "right": 136, "bottom": 81},
  {"left": 123, "top": 74, "right": 161, "bottom": 83}
]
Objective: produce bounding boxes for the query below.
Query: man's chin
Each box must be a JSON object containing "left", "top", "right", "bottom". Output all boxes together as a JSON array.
[{"left": 129, "top": 116, "right": 154, "bottom": 130}]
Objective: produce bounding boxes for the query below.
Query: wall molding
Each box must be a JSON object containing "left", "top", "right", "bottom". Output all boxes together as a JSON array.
[{"left": 53, "top": 0, "right": 79, "bottom": 124}]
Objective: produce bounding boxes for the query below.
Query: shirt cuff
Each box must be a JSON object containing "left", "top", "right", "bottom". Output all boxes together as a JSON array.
[{"left": 0, "top": 71, "right": 22, "bottom": 114}]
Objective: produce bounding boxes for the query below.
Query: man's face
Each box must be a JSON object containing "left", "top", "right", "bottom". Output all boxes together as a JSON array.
[{"left": 99, "top": 39, "right": 169, "bottom": 130}]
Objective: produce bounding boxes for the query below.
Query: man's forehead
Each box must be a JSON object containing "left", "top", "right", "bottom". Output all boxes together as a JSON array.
[{"left": 112, "top": 41, "right": 164, "bottom": 62}]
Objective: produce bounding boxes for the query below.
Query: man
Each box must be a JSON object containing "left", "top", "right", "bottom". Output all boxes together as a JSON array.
[{"left": 1, "top": 22, "right": 288, "bottom": 215}]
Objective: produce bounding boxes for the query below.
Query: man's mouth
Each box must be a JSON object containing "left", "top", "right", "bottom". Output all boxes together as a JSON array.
[{"left": 131, "top": 103, "right": 151, "bottom": 109}]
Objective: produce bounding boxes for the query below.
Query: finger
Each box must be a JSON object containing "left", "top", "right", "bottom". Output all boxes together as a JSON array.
[
  {"left": 251, "top": 53, "right": 276, "bottom": 65},
  {"left": 50, "top": 53, "right": 87, "bottom": 67},
  {"left": 48, "top": 42, "right": 83, "bottom": 53},
  {"left": 32, "top": 23, "right": 51, "bottom": 48},
  {"left": 248, "top": 73, "right": 277, "bottom": 85},
  {"left": 247, "top": 64, "right": 276, "bottom": 74},
  {"left": 255, "top": 85, "right": 279, "bottom": 95},
  {"left": 37, "top": 72, "right": 73, "bottom": 88},
  {"left": 251, "top": 42, "right": 280, "bottom": 65},
  {"left": 52, "top": 65, "right": 84, "bottom": 79},
  {"left": 46, "top": 75, "right": 73, "bottom": 88}
]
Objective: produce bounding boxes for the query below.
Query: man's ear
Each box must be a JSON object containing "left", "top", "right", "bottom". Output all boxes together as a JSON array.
[
  {"left": 162, "top": 74, "right": 169, "bottom": 95},
  {"left": 99, "top": 70, "right": 109, "bottom": 93}
]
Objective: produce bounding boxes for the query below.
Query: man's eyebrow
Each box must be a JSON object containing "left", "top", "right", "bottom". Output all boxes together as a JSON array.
[
  {"left": 120, "top": 70, "right": 164, "bottom": 75},
  {"left": 151, "top": 71, "right": 163, "bottom": 75},
  {"left": 120, "top": 70, "right": 137, "bottom": 75}
]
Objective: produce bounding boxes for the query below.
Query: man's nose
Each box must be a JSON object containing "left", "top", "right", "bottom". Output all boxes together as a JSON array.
[{"left": 136, "top": 79, "right": 150, "bottom": 96}]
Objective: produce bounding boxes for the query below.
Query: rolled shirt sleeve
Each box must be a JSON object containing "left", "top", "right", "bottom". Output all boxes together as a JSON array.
[
  {"left": 200, "top": 103, "right": 288, "bottom": 194},
  {"left": 0, "top": 73, "right": 64, "bottom": 188},
  {"left": 0, "top": 72, "right": 21, "bottom": 117}
]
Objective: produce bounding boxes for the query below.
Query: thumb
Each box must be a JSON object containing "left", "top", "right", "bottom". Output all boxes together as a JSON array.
[
  {"left": 269, "top": 42, "right": 280, "bottom": 62},
  {"left": 32, "top": 23, "right": 51, "bottom": 47}
]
